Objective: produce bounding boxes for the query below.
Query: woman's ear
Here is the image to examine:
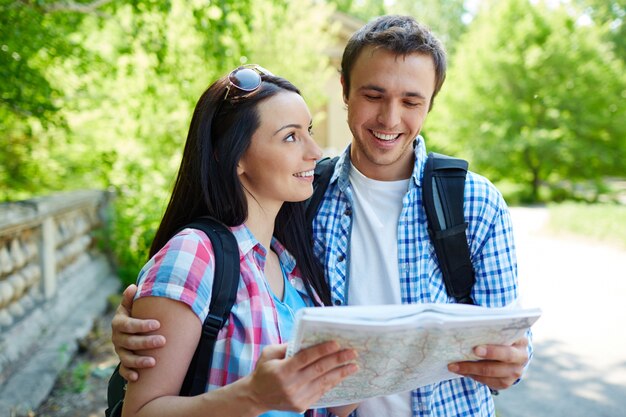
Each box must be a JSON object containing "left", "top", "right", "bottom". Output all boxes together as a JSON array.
[{"left": 236, "top": 162, "right": 245, "bottom": 176}]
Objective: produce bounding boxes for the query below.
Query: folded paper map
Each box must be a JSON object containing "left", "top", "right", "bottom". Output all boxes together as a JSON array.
[{"left": 286, "top": 303, "right": 541, "bottom": 407}]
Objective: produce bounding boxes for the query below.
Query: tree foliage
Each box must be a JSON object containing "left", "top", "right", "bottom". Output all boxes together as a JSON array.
[
  {"left": 385, "top": 0, "right": 468, "bottom": 53},
  {"left": 328, "top": 0, "right": 385, "bottom": 21},
  {"left": 327, "top": 0, "right": 468, "bottom": 52},
  {"left": 1, "top": 0, "right": 335, "bottom": 284},
  {"left": 576, "top": 0, "right": 626, "bottom": 61},
  {"left": 429, "top": 0, "right": 626, "bottom": 202}
]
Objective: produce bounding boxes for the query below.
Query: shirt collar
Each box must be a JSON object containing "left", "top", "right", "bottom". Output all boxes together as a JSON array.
[
  {"left": 411, "top": 135, "right": 428, "bottom": 189},
  {"left": 229, "top": 223, "right": 297, "bottom": 274},
  {"left": 229, "top": 224, "right": 259, "bottom": 257},
  {"left": 333, "top": 135, "right": 428, "bottom": 190},
  {"left": 230, "top": 224, "right": 316, "bottom": 302}
]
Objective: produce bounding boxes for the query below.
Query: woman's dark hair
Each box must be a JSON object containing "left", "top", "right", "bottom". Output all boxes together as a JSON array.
[{"left": 149, "top": 72, "right": 331, "bottom": 306}]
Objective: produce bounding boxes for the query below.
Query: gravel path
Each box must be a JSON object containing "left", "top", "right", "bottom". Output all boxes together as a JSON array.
[{"left": 495, "top": 207, "right": 626, "bottom": 417}]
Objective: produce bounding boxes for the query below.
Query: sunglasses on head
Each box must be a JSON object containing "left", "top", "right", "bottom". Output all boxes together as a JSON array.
[{"left": 225, "top": 64, "right": 273, "bottom": 100}]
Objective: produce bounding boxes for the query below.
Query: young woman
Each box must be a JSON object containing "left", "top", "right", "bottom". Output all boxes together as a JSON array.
[{"left": 120, "top": 66, "right": 358, "bottom": 417}]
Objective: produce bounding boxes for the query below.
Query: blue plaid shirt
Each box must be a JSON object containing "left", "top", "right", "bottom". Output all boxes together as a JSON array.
[{"left": 312, "top": 137, "right": 529, "bottom": 417}]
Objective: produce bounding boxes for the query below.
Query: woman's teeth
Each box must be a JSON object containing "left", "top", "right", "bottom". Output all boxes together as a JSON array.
[{"left": 294, "top": 170, "right": 314, "bottom": 178}]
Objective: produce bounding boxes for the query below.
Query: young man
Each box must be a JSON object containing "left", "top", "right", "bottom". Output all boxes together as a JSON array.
[{"left": 111, "top": 15, "right": 530, "bottom": 417}]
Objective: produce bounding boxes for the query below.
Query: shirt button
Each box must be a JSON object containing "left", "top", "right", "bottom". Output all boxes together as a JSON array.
[
  {"left": 334, "top": 299, "right": 342, "bottom": 306},
  {"left": 344, "top": 208, "right": 352, "bottom": 216},
  {"left": 337, "top": 254, "right": 345, "bottom": 262},
  {"left": 290, "top": 279, "right": 296, "bottom": 286}
]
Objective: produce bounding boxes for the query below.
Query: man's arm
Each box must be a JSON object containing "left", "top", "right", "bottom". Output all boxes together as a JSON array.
[
  {"left": 448, "top": 179, "right": 532, "bottom": 391},
  {"left": 111, "top": 284, "right": 165, "bottom": 381}
]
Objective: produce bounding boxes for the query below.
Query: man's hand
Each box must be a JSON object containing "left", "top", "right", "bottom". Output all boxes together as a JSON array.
[
  {"left": 111, "top": 284, "right": 165, "bottom": 382},
  {"left": 447, "top": 337, "right": 529, "bottom": 390}
]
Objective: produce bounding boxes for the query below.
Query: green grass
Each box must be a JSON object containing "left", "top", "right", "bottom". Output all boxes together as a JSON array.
[
  {"left": 547, "top": 202, "right": 626, "bottom": 248},
  {"left": 60, "top": 361, "right": 92, "bottom": 393}
]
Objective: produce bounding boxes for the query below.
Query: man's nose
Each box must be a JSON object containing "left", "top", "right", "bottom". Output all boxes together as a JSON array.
[{"left": 377, "top": 102, "right": 401, "bottom": 128}]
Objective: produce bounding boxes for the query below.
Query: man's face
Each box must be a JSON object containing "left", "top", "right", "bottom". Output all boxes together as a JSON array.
[{"left": 343, "top": 46, "right": 436, "bottom": 181}]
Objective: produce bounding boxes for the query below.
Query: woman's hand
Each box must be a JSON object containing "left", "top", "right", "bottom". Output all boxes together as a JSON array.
[{"left": 247, "top": 342, "right": 359, "bottom": 413}]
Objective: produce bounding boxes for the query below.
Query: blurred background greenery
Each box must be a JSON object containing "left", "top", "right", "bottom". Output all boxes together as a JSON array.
[{"left": 1, "top": 0, "right": 624, "bottom": 285}]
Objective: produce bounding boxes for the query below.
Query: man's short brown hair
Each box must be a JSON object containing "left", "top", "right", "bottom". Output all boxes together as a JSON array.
[{"left": 341, "top": 15, "right": 447, "bottom": 111}]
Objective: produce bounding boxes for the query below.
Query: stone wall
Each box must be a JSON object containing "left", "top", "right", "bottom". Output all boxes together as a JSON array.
[{"left": 0, "top": 190, "right": 119, "bottom": 415}]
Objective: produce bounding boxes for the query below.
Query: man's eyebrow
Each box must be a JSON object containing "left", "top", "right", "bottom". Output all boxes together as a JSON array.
[
  {"left": 359, "top": 84, "right": 426, "bottom": 99},
  {"left": 359, "top": 84, "right": 386, "bottom": 94},
  {"left": 404, "top": 91, "right": 427, "bottom": 99}
]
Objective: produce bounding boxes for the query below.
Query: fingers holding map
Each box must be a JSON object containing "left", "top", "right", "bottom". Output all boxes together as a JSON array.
[{"left": 286, "top": 303, "right": 541, "bottom": 407}]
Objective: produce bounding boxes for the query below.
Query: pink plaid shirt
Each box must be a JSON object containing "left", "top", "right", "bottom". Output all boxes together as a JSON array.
[{"left": 135, "top": 224, "right": 327, "bottom": 416}]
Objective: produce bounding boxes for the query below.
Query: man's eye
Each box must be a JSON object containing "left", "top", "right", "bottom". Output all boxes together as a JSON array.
[{"left": 365, "top": 95, "right": 381, "bottom": 100}]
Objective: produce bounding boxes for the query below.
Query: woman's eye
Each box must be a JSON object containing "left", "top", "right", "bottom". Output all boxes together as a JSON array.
[
  {"left": 308, "top": 126, "right": 314, "bottom": 136},
  {"left": 284, "top": 133, "right": 296, "bottom": 142}
]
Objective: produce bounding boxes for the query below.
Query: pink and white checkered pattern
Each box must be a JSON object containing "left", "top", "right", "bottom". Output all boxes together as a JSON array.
[{"left": 136, "top": 224, "right": 327, "bottom": 417}]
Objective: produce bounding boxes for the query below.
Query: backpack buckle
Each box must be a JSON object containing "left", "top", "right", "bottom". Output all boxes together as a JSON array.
[{"left": 202, "top": 314, "right": 224, "bottom": 338}]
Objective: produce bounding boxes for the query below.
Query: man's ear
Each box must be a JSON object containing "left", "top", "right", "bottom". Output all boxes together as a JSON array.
[{"left": 340, "top": 75, "right": 348, "bottom": 104}]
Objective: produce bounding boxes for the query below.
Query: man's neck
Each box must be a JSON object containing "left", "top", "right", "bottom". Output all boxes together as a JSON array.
[{"left": 349, "top": 150, "right": 414, "bottom": 181}]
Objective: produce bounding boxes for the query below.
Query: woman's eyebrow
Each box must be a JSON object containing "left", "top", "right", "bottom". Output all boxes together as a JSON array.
[
  {"left": 273, "top": 123, "right": 302, "bottom": 135},
  {"left": 272, "top": 119, "right": 313, "bottom": 136}
]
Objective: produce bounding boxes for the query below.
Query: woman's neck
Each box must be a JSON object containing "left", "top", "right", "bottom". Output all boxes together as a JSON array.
[{"left": 244, "top": 199, "right": 280, "bottom": 251}]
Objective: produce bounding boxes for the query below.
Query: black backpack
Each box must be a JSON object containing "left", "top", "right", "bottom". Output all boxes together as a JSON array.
[
  {"left": 307, "top": 152, "right": 475, "bottom": 305},
  {"left": 105, "top": 216, "right": 240, "bottom": 417}
]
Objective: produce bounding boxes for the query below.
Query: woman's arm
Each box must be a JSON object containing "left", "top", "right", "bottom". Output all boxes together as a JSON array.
[
  {"left": 122, "top": 296, "right": 359, "bottom": 417},
  {"left": 122, "top": 296, "right": 265, "bottom": 417},
  {"left": 111, "top": 285, "right": 165, "bottom": 382}
]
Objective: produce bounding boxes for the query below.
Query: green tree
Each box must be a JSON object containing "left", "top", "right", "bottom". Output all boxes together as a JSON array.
[
  {"left": 248, "top": 0, "right": 336, "bottom": 111},
  {"left": 328, "top": 0, "right": 385, "bottom": 21},
  {"left": 1, "top": 0, "right": 339, "bottom": 283},
  {"left": 386, "top": 0, "right": 468, "bottom": 53},
  {"left": 576, "top": 0, "right": 626, "bottom": 61},
  {"left": 326, "top": 0, "right": 468, "bottom": 52},
  {"left": 429, "top": 0, "right": 626, "bottom": 202},
  {"left": 0, "top": 0, "right": 97, "bottom": 198}
]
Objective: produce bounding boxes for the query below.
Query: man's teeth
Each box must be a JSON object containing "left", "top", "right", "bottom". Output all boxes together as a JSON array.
[
  {"left": 294, "top": 170, "right": 314, "bottom": 178},
  {"left": 372, "top": 131, "right": 399, "bottom": 141}
]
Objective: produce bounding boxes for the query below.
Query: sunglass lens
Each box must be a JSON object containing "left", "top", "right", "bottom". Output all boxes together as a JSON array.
[{"left": 229, "top": 68, "right": 262, "bottom": 91}]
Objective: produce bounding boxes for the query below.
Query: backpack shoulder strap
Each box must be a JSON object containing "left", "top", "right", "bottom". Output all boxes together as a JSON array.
[
  {"left": 422, "top": 152, "right": 475, "bottom": 305},
  {"left": 105, "top": 216, "right": 240, "bottom": 416},
  {"left": 179, "top": 216, "right": 240, "bottom": 396},
  {"left": 305, "top": 156, "right": 339, "bottom": 225}
]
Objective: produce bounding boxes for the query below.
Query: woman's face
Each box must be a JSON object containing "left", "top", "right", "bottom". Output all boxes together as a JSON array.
[{"left": 237, "top": 91, "right": 322, "bottom": 213}]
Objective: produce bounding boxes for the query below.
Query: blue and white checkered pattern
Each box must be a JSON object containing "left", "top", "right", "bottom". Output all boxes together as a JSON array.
[{"left": 312, "top": 137, "right": 531, "bottom": 417}]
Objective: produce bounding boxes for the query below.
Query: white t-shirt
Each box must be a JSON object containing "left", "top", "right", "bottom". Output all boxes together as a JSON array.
[{"left": 347, "top": 164, "right": 412, "bottom": 417}]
